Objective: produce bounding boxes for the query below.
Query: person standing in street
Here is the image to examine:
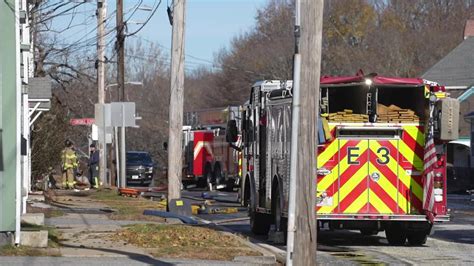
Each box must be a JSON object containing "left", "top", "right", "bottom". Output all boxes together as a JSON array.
[
  {"left": 88, "top": 143, "right": 100, "bottom": 189},
  {"left": 61, "top": 139, "right": 78, "bottom": 189}
]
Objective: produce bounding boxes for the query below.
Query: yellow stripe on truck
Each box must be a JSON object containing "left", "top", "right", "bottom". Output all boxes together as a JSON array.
[
  {"left": 395, "top": 139, "right": 423, "bottom": 171},
  {"left": 317, "top": 139, "right": 361, "bottom": 192},
  {"left": 403, "top": 126, "right": 425, "bottom": 148},
  {"left": 368, "top": 141, "right": 419, "bottom": 212},
  {"left": 337, "top": 162, "right": 369, "bottom": 206},
  {"left": 344, "top": 189, "right": 368, "bottom": 214},
  {"left": 317, "top": 139, "right": 345, "bottom": 167},
  {"left": 371, "top": 140, "right": 423, "bottom": 202},
  {"left": 368, "top": 188, "right": 393, "bottom": 214},
  {"left": 368, "top": 161, "right": 399, "bottom": 209},
  {"left": 319, "top": 162, "right": 368, "bottom": 214}
]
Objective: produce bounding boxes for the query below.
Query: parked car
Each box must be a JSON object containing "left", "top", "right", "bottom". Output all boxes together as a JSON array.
[{"left": 126, "top": 151, "right": 154, "bottom": 186}]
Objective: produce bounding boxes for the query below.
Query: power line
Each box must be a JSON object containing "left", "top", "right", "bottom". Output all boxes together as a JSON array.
[
  {"left": 36, "top": 2, "right": 88, "bottom": 25},
  {"left": 126, "top": 53, "right": 214, "bottom": 72},
  {"left": 126, "top": 0, "right": 162, "bottom": 37},
  {"left": 44, "top": 0, "right": 150, "bottom": 60},
  {"left": 134, "top": 36, "right": 279, "bottom": 78},
  {"left": 124, "top": 0, "right": 144, "bottom": 25}
]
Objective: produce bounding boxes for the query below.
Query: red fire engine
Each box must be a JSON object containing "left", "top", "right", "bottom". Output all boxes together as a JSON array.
[
  {"left": 237, "top": 76, "right": 459, "bottom": 245},
  {"left": 182, "top": 106, "right": 241, "bottom": 190}
]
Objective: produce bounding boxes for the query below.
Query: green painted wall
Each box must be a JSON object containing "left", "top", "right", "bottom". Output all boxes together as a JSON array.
[{"left": 0, "top": 0, "right": 17, "bottom": 232}]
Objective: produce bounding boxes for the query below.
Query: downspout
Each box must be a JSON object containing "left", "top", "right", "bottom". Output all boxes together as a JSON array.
[
  {"left": 22, "top": 93, "right": 29, "bottom": 214},
  {"left": 15, "top": 0, "right": 22, "bottom": 245}
]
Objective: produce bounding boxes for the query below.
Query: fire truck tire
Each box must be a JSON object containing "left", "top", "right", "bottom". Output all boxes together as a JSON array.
[
  {"left": 213, "top": 164, "right": 224, "bottom": 185},
  {"left": 250, "top": 210, "right": 271, "bottom": 235},
  {"left": 272, "top": 189, "right": 285, "bottom": 232},
  {"left": 407, "top": 231, "right": 428, "bottom": 246},
  {"left": 385, "top": 224, "right": 407, "bottom": 246},
  {"left": 203, "top": 164, "right": 214, "bottom": 188}
]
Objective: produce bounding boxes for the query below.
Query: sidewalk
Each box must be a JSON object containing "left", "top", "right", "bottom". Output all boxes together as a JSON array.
[{"left": 20, "top": 189, "right": 278, "bottom": 265}]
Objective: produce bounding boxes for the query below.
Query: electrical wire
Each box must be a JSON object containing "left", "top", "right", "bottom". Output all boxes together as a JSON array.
[
  {"left": 134, "top": 36, "right": 278, "bottom": 78},
  {"left": 36, "top": 2, "right": 87, "bottom": 25},
  {"left": 50, "top": 0, "right": 149, "bottom": 59},
  {"left": 124, "top": 0, "right": 144, "bottom": 25},
  {"left": 126, "top": 0, "right": 162, "bottom": 37}
]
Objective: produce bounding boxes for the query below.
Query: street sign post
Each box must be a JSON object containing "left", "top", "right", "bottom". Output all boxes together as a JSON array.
[{"left": 111, "top": 102, "right": 136, "bottom": 127}]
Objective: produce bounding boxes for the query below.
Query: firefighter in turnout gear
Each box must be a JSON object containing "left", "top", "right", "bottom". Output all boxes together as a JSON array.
[
  {"left": 88, "top": 143, "right": 100, "bottom": 189},
  {"left": 61, "top": 140, "right": 78, "bottom": 189}
]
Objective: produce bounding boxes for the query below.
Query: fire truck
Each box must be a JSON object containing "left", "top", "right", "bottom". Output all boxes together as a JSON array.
[
  {"left": 236, "top": 75, "right": 459, "bottom": 246},
  {"left": 182, "top": 106, "right": 241, "bottom": 190}
]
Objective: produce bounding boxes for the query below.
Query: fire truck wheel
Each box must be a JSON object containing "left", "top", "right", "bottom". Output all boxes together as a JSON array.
[
  {"left": 407, "top": 231, "right": 428, "bottom": 246},
  {"left": 203, "top": 164, "right": 214, "bottom": 188},
  {"left": 272, "top": 187, "right": 287, "bottom": 236},
  {"left": 385, "top": 223, "right": 407, "bottom": 246},
  {"left": 213, "top": 165, "right": 223, "bottom": 185},
  {"left": 250, "top": 210, "right": 271, "bottom": 235}
]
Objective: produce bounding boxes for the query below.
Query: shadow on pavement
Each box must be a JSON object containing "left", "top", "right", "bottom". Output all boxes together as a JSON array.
[
  {"left": 59, "top": 243, "right": 173, "bottom": 266},
  {"left": 317, "top": 230, "right": 389, "bottom": 247},
  {"left": 433, "top": 229, "right": 474, "bottom": 245}
]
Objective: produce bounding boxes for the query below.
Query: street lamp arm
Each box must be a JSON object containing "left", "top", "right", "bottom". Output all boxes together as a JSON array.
[{"left": 105, "top": 81, "right": 143, "bottom": 90}]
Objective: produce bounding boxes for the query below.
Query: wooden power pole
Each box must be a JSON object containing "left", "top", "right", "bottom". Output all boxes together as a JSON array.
[
  {"left": 286, "top": 0, "right": 324, "bottom": 265},
  {"left": 97, "top": 0, "right": 107, "bottom": 187},
  {"left": 167, "top": 0, "right": 186, "bottom": 202},
  {"left": 116, "top": 0, "right": 125, "bottom": 102},
  {"left": 116, "top": 0, "right": 126, "bottom": 188}
]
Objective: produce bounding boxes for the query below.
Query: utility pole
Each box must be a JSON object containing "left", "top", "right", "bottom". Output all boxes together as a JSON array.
[
  {"left": 116, "top": 0, "right": 125, "bottom": 102},
  {"left": 97, "top": 0, "right": 107, "bottom": 187},
  {"left": 116, "top": 0, "right": 126, "bottom": 188},
  {"left": 286, "top": 0, "right": 323, "bottom": 265},
  {"left": 167, "top": 0, "right": 186, "bottom": 202}
]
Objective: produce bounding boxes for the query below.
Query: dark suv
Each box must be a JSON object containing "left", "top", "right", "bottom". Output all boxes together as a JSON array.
[{"left": 126, "top": 151, "right": 154, "bottom": 186}]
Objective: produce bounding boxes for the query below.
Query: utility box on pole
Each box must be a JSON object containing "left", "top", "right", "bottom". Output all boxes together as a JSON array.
[{"left": 110, "top": 102, "right": 136, "bottom": 188}]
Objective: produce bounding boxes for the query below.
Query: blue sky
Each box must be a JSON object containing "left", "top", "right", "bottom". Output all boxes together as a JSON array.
[
  {"left": 54, "top": 0, "right": 268, "bottom": 70},
  {"left": 136, "top": 0, "right": 267, "bottom": 60}
]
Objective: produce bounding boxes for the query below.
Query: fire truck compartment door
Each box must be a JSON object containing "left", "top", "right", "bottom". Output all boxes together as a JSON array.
[
  {"left": 336, "top": 139, "right": 370, "bottom": 214},
  {"left": 335, "top": 139, "right": 402, "bottom": 214},
  {"left": 317, "top": 137, "right": 403, "bottom": 215},
  {"left": 367, "top": 140, "right": 401, "bottom": 214}
]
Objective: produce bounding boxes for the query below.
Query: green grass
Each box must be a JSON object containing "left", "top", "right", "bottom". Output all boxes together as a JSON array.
[
  {"left": 0, "top": 245, "right": 46, "bottom": 256},
  {"left": 113, "top": 224, "right": 260, "bottom": 260},
  {"left": 90, "top": 189, "right": 122, "bottom": 201},
  {"left": 90, "top": 189, "right": 166, "bottom": 221},
  {"left": 45, "top": 209, "right": 65, "bottom": 218}
]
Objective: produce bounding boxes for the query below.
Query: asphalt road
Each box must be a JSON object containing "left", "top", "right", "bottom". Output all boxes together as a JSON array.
[
  {"left": 185, "top": 189, "right": 474, "bottom": 265},
  {"left": 0, "top": 257, "right": 264, "bottom": 266}
]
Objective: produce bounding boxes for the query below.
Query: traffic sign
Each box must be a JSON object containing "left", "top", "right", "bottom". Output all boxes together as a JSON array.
[{"left": 70, "top": 118, "right": 95, "bottom": 126}]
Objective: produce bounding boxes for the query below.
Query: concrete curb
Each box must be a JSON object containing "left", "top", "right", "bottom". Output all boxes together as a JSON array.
[
  {"left": 20, "top": 230, "right": 48, "bottom": 248},
  {"left": 21, "top": 213, "right": 45, "bottom": 226}
]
